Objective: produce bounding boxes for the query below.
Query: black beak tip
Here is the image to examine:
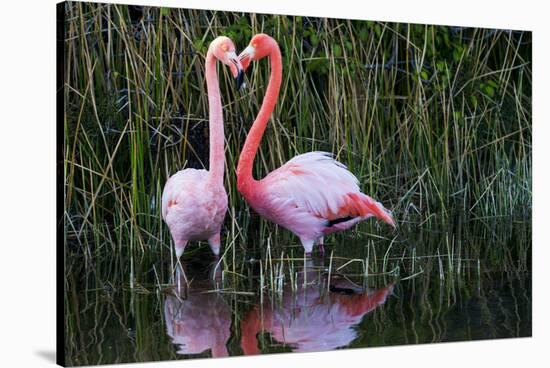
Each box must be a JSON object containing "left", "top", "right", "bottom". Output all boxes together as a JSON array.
[{"left": 236, "top": 69, "right": 245, "bottom": 90}]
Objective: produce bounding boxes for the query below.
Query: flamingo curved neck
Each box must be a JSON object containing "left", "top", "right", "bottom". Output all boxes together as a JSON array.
[
  {"left": 205, "top": 49, "right": 225, "bottom": 186},
  {"left": 236, "top": 43, "right": 283, "bottom": 194}
]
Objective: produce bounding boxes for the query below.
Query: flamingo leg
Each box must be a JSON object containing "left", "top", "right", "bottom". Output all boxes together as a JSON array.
[
  {"left": 210, "top": 259, "right": 223, "bottom": 289},
  {"left": 208, "top": 233, "right": 222, "bottom": 256},
  {"left": 174, "top": 262, "right": 189, "bottom": 298},
  {"left": 318, "top": 237, "right": 325, "bottom": 256},
  {"left": 173, "top": 239, "right": 189, "bottom": 294},
  {"left": 174, "top": 239, "right": 188, "bottom": 259},
  {"left": 301, "top": 238, "right": 314, "bottom": 257}
]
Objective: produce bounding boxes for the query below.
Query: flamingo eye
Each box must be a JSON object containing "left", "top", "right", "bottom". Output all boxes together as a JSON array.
[
  {"left": 221, "top": 44, "right": 228, "bottom": 52},
  {"left": 251, "top": 43, "right": 257, "bottom": 48}
]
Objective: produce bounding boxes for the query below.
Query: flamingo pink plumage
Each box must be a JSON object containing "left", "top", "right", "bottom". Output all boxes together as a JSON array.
[
  {"left": 162, "top": 36, "right": 243, "bottom": 258},
  {"left": 237, "top": 34, "right": 395, "bottom": 255}
]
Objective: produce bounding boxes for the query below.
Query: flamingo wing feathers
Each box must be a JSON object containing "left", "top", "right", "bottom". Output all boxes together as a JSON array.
[
  {"left": 161, "top": 169, "right": 208, "bottom": 220},
  {"left": 161, "top": 169, "right": 228, "bottom": 237},
  {"left": 262, "top": 152, "right": 394, "bottom": 227}
]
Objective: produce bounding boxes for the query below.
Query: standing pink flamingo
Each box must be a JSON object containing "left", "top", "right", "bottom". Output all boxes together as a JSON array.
[
  {"left": 162, "top": 36, "right": 244, "bottom": 258},
  {"left": 237, "top": 34, "right": 395, "bottom": 255}
]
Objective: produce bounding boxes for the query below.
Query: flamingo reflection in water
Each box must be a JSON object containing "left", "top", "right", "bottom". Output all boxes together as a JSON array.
[
  {"left": 164, "top": 263, "right": 231, "bottom": 358},
  {"left": 241, "top": 259, "right": 394, "bottom": 354}
]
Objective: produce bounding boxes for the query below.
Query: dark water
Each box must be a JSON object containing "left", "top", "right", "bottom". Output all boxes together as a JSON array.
[
  {"left": 64, "top": 228, "right": 531, "bottom": 366},
  {"left": 166, "top": 267, "right": 531, "bottom": 357}
]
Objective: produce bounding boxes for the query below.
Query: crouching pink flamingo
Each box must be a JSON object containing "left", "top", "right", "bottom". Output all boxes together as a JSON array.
[
  {"left": 236, "top": 34, "right": 395, "bottom": 255},
  {"left": 162, "top": 36, "right": 244, "bottom": 258}
]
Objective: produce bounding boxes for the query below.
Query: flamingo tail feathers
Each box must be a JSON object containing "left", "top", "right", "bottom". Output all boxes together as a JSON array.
[{"left": 345, "top": 193, "right": 396, "bottom": 228}]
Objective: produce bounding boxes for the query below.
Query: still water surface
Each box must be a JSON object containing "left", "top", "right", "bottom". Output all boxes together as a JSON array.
[{"left": 65, "top": 224, "right": 531, "bottom": 365}]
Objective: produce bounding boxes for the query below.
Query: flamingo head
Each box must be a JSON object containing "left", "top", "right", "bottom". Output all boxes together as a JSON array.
[
  {"left": 210, "top": 36, "right": 245, "bottom": 88},
  {"left": 238, "top": 33, "right": 276, "bottom": 71}
]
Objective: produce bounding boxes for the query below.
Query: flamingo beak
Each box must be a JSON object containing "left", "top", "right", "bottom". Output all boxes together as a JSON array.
[
  {"left": 236, "top": 69, "right": 245, "bottom": 90},
  {"left": 227, "top": 51, "right": 245, "bottom": 90},
  {"left": 238, "top": 45, "right": 255, "bottom": 72}
]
